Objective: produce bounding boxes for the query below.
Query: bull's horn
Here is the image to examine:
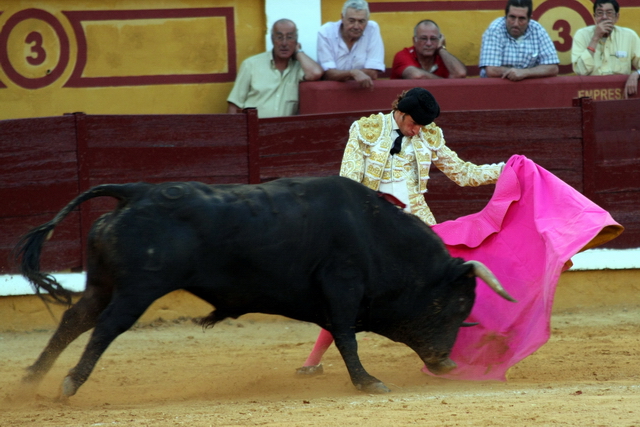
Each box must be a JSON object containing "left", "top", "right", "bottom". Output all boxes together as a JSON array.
[
  {"left": 464, "top": 260, "right": 517, "bottom": 302},
  {"left": 461, "top": 322, "right": 479, "bottom": 327}
]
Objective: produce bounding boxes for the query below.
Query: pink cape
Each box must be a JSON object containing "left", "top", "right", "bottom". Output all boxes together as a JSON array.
[{"left": 429, "top": 155, "right": 623, "bottom": 381}]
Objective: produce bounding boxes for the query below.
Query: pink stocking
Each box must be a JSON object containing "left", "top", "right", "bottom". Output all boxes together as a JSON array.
[{"left": 303, "top": 328, "right": 334, "bottom": 366}]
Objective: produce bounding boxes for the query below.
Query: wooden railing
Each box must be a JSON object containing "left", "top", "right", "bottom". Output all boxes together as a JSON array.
[{"left": 299, "top": 75, "right": 636, "bottom": 114}]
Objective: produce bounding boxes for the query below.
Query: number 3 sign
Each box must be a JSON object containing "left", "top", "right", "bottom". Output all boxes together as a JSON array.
[
  {"left": 0, "top": 9, "right": 70, "bottom": 89},
  {"left": 533, "top": 0, "right": 595, "bottom": 71}
]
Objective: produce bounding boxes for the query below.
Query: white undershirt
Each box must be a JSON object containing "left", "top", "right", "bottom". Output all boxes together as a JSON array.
[{"left": 378, "top": 124, "right": 411, "bottom": 213}]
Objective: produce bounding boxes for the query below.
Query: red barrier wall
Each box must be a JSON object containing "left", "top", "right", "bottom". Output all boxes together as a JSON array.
[
  {"left": 582, "top": 98, "right": 640, "bottom": 247},
  {"left": 1, "top": 99, "right": 638, "bottom": 274},
  {"left": 299, "top": 75, "right": 636, "bottom": 114},
  {"left": 0, "top": 116, "right": 81, "bottom": 273},
  {"left": 258, "top": 110, "right": 378, "bottom": 182},
  {"left": 0, "top": 111, "right": 259, "bottom": 274}
]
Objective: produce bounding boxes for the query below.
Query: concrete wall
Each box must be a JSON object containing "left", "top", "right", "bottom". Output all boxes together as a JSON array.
[{"left": 2, "top": 0, "right": 639, "bottom": 119}]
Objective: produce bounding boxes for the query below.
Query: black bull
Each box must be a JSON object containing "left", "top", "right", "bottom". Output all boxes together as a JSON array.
[{"left": 16, "top": 176, "right": 515, "bottom": 397}]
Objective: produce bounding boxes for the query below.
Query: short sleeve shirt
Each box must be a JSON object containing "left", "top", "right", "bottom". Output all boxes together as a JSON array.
[
  {"left": 479, "top": 17, "right": 559, "bottom": 77},
  {"left": 227, "top": 51, "right": 305, "bottom": 118},
  {"left": 316, "top": 20, "right": 385, "bottom": 72},
  {"left": 390, "top": 47, "right": 449, "bottom": 79}
]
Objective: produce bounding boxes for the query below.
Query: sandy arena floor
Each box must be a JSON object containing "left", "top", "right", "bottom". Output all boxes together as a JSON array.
[{"left": 1, "top": 294, "right": 639, "bottom": 426}]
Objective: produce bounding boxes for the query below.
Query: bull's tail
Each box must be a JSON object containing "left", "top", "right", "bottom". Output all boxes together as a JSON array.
[{"left": 14, "top": 183, "right": 146, "bottom": 306}]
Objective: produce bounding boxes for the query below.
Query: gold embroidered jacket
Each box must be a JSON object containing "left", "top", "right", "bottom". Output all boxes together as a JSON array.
[{"left": 339, "top": 112, "right": 503, "bottom": 225}]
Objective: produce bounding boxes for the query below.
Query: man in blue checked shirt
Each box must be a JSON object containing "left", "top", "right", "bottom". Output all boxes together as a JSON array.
[{"left": 479, "top": 0, "right": 559, "bottom": 81}]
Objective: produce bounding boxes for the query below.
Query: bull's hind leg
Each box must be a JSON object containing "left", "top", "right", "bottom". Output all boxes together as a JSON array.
[
  {"left": 60, "top": 287, "right": 164, "bottom": 397},
  {"left": 22, "top": 286, "right": 112, "bottom": 386}
]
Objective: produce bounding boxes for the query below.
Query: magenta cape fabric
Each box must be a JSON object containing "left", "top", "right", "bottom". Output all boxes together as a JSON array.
[{"left": 429, "top": 155, "right": 622, "bottom": 381}]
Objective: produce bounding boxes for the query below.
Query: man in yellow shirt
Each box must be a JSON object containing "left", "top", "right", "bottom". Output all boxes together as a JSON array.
[
  {"left": 227, "top": 19, "right": 323, "bottom": 118},
  {"left": 572, "top": 0, "right": 640, "bottom": 98}
]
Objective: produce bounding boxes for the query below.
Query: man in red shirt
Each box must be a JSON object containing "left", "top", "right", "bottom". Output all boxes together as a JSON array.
[{"left": 391, "top": 20, "right": 467, "bottom": 79}]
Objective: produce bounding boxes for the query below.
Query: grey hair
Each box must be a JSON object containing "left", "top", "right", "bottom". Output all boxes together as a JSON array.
[
  {"left": 413, "top": 20, "right": 440, "bottom": 37},
  {"left": 342, "top": 0, "right": 370, "bottom": 17},
  {"left": 270, "top": 19, "right": 298, "bottom": 38}
]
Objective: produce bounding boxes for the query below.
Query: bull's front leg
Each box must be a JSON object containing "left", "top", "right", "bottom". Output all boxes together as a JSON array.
[{"left": 331, "top": 328, "right": 390, "bottom": 394}]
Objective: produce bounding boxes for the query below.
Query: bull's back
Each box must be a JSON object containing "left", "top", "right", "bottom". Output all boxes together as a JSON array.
[{"left": 93, "top": 177, "right": 444, "bottom": 272}]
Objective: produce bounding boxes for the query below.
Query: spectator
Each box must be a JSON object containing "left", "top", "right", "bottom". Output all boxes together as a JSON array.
[
  {"left": 479, "top": 0, "right": 559, "bottom": 81},
  {"left": 391, "top": 20, "right": 467, "bottom": 79},
  {"left": 317, "top": 0, "right": 385, "bottom": 88},
  {"left": 572, "top": 0, "right": 639, "bottom": 98},
  {"left": 227, "top": 19, "right": 323, "bottom": 118}
]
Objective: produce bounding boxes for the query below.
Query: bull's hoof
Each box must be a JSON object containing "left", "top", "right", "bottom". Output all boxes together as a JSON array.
[
  {"left": 22, "top": 366, "right": 44, "bottom": 385},
  {"left": 21, "top": 374, "right": 39, "bottom": 385},
  {"left": 61, "top": 376, "right": 78, "bottom": 397},
  {"left": 357, "top": 381, "right": 391, "bottom": 394},
  {"left": 423, "top": 358, "right": 457, "bottom": 375},
  {"left": 295, "top": 364, "right": 324, "bottom": 376}
]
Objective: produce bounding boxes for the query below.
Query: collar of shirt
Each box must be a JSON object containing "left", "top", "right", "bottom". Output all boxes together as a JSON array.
[
  {"left": 335, "top": 22, "right": 363, "bottom": 52},
  {"left": 269, "top": 51, "right": 294, "bottom": 70},
  {"left": 409, "top": 47, "right": 440, "bottom": 71},
  {"left": 392, "top": 113, "right": 400, "bottom": 133}
]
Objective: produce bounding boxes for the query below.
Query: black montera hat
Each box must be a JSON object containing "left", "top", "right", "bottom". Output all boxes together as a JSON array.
[{"left": 396, "top": 87, "right": 440, "bottom": 126}]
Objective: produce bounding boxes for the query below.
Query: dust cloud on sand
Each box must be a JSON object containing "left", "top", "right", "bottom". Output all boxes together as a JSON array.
[
  {"left": 0, "top": 271, "right": 640, "bottom": 427},
  {"left": 1, "top": 301, "right": 639, "bottom": 426}
]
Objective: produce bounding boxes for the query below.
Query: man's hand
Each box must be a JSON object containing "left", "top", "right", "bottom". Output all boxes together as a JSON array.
[
  {"left": 438, "top": 34, "right": 447, "bottom": 50},
  {"left": 624, "top": 71, "right": 639, "bottom": 99},
  {"left": 350, "top": 69, "right": 374, "bottom": 88},
  {"left": 227, "top": 102, "right": 242, "bottom": 114},
  {"left": 594, "top": 18, "right": 614, "bottom": 39},
  {"left": 501, "top": 67, "right": 527, "bottom": 81}
]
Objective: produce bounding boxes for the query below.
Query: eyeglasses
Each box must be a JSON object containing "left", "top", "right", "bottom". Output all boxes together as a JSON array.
[
  {"left": 594, "top": 10, "right": 616, "bottom": 17},
  {"left": 415, "top": 36, "right": 440, "bottom": 43},
  {"left": 273, "top": 34, "right": 296, "bottom": 42}
]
